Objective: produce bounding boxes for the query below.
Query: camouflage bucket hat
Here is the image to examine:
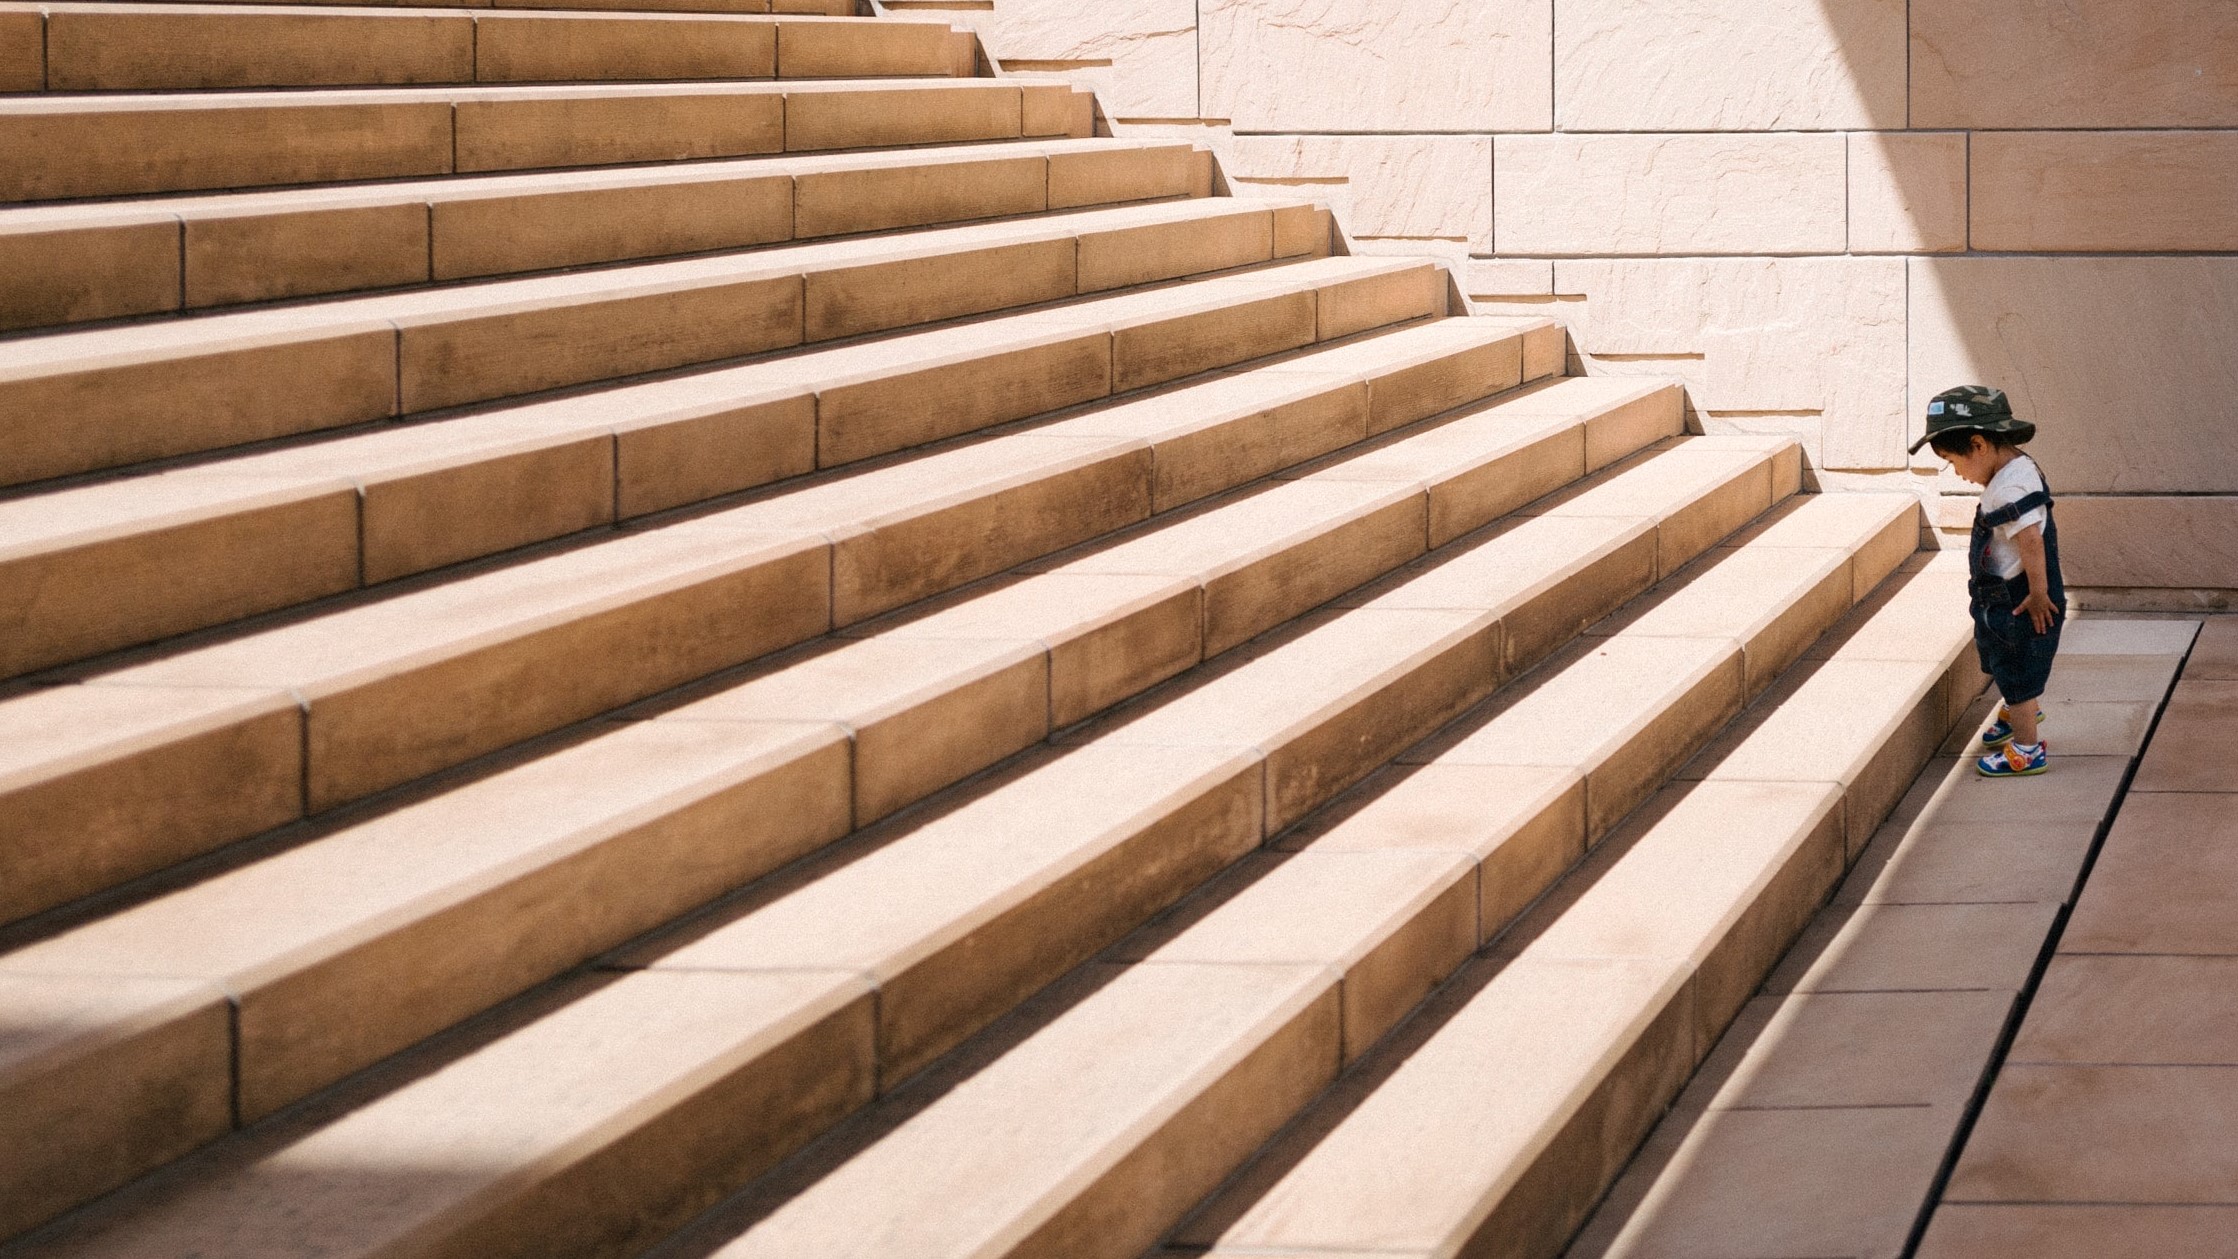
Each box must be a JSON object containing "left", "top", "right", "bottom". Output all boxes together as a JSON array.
[{"left": 1909, "top": 385, "right": 2037, "bottom": 454}]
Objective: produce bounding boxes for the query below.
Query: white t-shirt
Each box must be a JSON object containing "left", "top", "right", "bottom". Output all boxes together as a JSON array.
[{"left": 1978, "top": 454, "right": 2048, "bottom": 580}]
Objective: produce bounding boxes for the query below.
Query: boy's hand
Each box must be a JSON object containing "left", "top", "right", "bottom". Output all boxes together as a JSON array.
[{"left": 2015, "top": 590, "right": 2057, "bottom": 634}]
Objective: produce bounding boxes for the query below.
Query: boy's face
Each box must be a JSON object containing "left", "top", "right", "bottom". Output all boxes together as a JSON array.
[{"left": 1935, "top": 434, "right": 2000, "bottom": 487}]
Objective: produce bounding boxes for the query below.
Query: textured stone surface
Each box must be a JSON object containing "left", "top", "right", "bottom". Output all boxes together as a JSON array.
[
  {"left": 1464, "top": 258, "right": 1556, "bottom": 299},
  {"left": 1226, "top": 136, "right": 1491, "bottom": 252},
  {"left": 1910, "top": 257, "right": 2238, "bottom": 495},
  {"left": 1495, "top": 133, "right": 1845, "bottom": 256},
  {"left": 1973, "top": 131, "right": 2238, "bottom": 252},
  {"left": 1200, "top": 0, "right": 1552, "bottom": 132},
  {"left": 1552, "top": 257, "right": 1907, "bottom": 470},
  {"left": 947, "top": 0, "right": 1198, "bottom": 119},
  {"left": 1556, "top": 0, "right": 1906, "bottom": 130},
  {"left": 1850, "top": 131, "right": 1968, "bottom": 253},
  {"left": 1912, "top": 0, "right": 2238, "bottom": 129}
]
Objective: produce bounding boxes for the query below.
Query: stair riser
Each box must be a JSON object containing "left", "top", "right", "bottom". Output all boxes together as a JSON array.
[
  {"left": 19, "top": 9, "right": 971, "bottom": 91},
  {"left": 0, "top": 980, "right": 234, "bottom": 1247},
  {"left": 0, "top": 144, "right": 1201, "bottom": 331},
  {"left": 0, "top": 80, "right": 1082, "bottom": 203},
  {"left": 0, "top": 204, "right": 1321, "bottom": 492}
]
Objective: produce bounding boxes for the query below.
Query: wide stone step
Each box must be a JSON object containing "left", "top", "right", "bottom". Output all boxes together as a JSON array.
[
  {"left": 1188, "top": 554, "right": 1980, "bottom": 1259},
  {"left": 0, "top": 194, "right": 1331, "bottom": 489},
  {"left": 0, "top": 77, "right": 1089, "bottom": 202},
  {"left": 0, "top": 365, "right": 1644, "bottom": 1241},
  {"left": 0, "top": 4, "right": 972, "bottom": 92},
  {"left": 2, "top": 0, "right": 858, "bottom": 13},
  {"left": 0, "top": 263, "right": 1456, "bottom": 927},
  {"left": 0, "top": 254, "right": 1434, "bottom": 684},
  {"left": 0, "top": 138, "right": 1204, "bottom": 331},
  {"left": 687, "top": 492, "right": 1916, "bottom": 1259},
  {"left": 0, "top": 433, "right": 1779, "bottom": 1259}
]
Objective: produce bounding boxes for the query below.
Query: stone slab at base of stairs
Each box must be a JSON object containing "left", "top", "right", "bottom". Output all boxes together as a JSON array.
[{"left": 1918, "top": 617, "right": 2238, "bottom": 1258}]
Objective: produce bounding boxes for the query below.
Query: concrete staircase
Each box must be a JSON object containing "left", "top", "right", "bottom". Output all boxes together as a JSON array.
[{"left": 0, "top": 5, "right": 1982, "bottom": 1257}]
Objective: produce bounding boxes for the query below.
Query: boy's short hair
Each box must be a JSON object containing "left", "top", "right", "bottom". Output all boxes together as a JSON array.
[{"left": 1927, "top": 428, "right": 2022, "bottom": 457}]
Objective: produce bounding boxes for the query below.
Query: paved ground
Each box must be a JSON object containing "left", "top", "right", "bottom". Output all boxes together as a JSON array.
[
  {"left": 1568, "top": 616, "right": 2203, "bottom": 1259},
  {"left": 1922, "top": 616, "right": 2238, "bottom": 1256}
]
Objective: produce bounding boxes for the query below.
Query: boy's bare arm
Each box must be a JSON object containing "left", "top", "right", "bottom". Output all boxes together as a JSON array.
[{"left": 2012, "top": 524, "right": 2056, "bottom": 633}]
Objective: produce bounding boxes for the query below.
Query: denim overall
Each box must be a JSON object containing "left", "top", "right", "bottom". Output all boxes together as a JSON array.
[{"left": 1968, "top": 465, "right": 2066, "bottom": 704}]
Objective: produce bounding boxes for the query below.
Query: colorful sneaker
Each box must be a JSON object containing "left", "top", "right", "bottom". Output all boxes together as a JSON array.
[
  {"left": 1979, "top": 706, "right": 2046, "bottom": 749},
  {"left": 1978, "top": 739, "right": 2049, "bottom": 777}
]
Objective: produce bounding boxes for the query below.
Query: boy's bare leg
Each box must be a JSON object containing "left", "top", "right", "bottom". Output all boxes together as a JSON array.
[{"left": 2009, "top": 702, "right": 2041, "bottom": 746}]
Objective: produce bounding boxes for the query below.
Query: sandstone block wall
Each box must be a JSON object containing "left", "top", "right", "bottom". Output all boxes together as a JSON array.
[{"left": 938, "top": 0, "right": 2238, "bottom": 597}]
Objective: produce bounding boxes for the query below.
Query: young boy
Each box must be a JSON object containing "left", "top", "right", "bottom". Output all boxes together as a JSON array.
[{"left": 1911, "top": 386, "right": 2064, "bottom": 777}]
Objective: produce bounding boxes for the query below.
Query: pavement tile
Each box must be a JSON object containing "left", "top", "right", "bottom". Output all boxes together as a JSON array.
[
  {"left": 1765, "top": 902, "right": 2056, "bottom": 994},
  {"left": 2184, "top": 617, "right": 2238, "bottom": 680},
  {"left": 2062, "top": 791, "right": 2238, "bottom": 954},
  {"left": 2014, "top": 955, "right": 2238, "bottom": 1066},
  {"left": 1836, "top": 813, "right": 2096, "bottom": 906},
  {"left": 2130, "top": 681, "right": 2238, "bottom": 792},
  {"left": 1920, "top": 1203, "right": 2238, "bottom": 1259},
  {"left": 2054, "top": 618, "right": 2201, "bottom": 658},
  {"left": 1701, "top": 991, "right": 2013, "bottom": 1111},
  {"left": 1575, "top": 1105, "right": 1956, "bottom": 1259},
  {"left": 2038, "top": 652, "right": 2183, "bottom": 703},
  {"left": 1946, "top": 1063, "right": 2238, "bottom": 1205}
]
